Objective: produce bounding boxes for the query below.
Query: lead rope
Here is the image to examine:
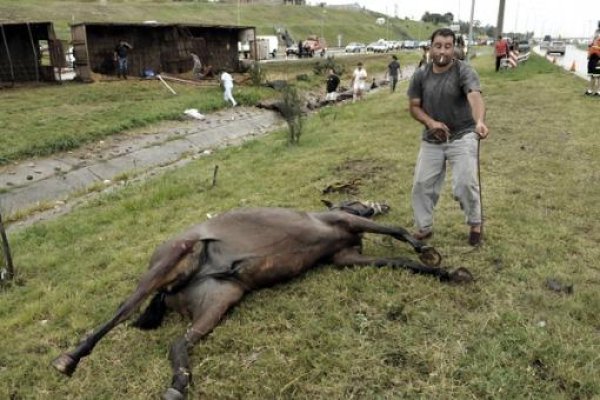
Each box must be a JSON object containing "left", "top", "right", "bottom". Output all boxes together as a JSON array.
[{"left": 477, "top": 138, "right": 484, "bottom": 244}]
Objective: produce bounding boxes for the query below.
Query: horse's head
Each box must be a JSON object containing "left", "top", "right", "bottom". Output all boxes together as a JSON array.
[{"left": 321, "top": 200, "right": 390, "bottom": 218}]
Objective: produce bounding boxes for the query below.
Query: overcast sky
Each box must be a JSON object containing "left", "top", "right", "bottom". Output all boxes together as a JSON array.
[{"left": 307, "top": 0, "right": 599, "bottom": 38}]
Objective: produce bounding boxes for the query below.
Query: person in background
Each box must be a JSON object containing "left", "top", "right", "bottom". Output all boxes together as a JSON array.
[
  {"left": 325, "top": 68, "right": 340, "bottom": 102},
  {"left": 114, "top": 39, "right": 133, "bottom": 79},
  {"left": 386, "top": 54, "right": 402, "bottom": 92},
  {"left": 351, "top": 62, "right": 367, "bottom": 102},
  {"left": 407, "top": 28, "right": 489, "bottom": 246},
  {"left": 220, "top": 69, "right": 237, "bottom": 107},
  {"left": 191, "top": 53, "right": 202, "bottom": 79},
  {"left": 494, "top": 35, "right": 509, "bottom": 72},
  {"left": 418, "top": 45, "right": 430, "bottom": 68},
  {"left": 585, "top": 32, "right": 600, "bottom": 96}
]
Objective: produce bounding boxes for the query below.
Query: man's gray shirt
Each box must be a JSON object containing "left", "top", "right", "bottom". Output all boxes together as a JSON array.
[{"left": 407, "top": 60, "right": 481, "bottom": 143}]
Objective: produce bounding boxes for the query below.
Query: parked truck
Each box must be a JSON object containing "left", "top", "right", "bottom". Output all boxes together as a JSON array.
[
  {"left": 255, "top": 35, "right": 279, "bottom": 59},
  {"left": 286, "top": 35, "right": 327, "bottom": 57}
]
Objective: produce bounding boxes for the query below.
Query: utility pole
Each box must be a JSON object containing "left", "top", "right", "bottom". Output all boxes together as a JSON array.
[
  {"left": 468, "top": 0, "right": 475, "bottom": 49},
  {"left": 496, "top": 0, "right": 506, "bottom": 38}
]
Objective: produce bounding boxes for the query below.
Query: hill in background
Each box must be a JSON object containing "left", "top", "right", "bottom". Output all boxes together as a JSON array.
[{"left": 1, "top": 0, "right": 443, "bottom": 45}]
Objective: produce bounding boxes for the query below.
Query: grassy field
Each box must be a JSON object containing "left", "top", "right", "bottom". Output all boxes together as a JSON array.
[
  {"left": 1, "top": 52, "right": 599, "bottom": 399},
  {"left": 0, "top": 0, "right": 434, "bottom": 163},
  {"left": 0, "top": 52, "right": 419, "bottom": 163}
]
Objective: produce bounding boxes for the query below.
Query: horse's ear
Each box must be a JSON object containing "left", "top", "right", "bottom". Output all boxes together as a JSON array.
[{"left": 321, "top": 199, "right": 334, "bottom": 209}]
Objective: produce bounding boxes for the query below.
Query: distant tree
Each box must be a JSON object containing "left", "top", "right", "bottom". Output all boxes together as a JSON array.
[{"left": 421, "top": 12, "right": 453, "bottom": 25}]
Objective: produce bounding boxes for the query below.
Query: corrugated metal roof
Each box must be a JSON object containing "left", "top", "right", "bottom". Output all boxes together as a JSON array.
[
  {"left": 0, "top": 21, "right": 54, "bottom": 26},
  {"left": 69, "top": 21, "right": 254, "bottom": 30}
]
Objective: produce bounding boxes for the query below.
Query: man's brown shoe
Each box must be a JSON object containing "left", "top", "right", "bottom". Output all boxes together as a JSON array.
[
  {"left": 413, "top": 230, "right": 433, "bottom": 241},
  {"left": 468, "top": 230, "right": 482, "bottom": 246}
]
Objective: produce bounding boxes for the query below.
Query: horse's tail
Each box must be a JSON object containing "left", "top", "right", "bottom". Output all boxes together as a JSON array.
[{"left": 132, "top": 292, "right": 167, "bottom": 330}]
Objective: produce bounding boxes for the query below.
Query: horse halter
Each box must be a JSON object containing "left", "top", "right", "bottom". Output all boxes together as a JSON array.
[{"left": 322, "top": 200, "right": 391, "bottom": 218}]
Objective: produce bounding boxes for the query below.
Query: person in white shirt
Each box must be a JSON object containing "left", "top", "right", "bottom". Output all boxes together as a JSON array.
[
  {"left": 351, "top": 62, "right": 367, "bottom": 102},
  {"left": 220, "top": 70, "right": 237, "bottom": 107}
]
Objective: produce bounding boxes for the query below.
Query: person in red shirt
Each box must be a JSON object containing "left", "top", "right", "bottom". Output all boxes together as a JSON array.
[
  {"left": 585, "top": 33, "right": 600, "bottom": 95},
  {"left": 494, "top": 35, "right": 509, "bottom": 72}
]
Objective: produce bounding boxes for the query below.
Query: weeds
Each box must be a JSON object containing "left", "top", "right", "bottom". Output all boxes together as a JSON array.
[
  {"left": 313, "top": 55, "right": 345, "bottom": 76},
  {"left": 279, "top": 85, "right": 304, "bottom": 144},
  {"left": 249, "top": 61, "right": 266, "bottom": 86}
]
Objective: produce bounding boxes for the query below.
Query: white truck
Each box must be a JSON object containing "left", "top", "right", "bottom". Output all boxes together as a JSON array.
[{"left": 255, "top": 35, "right": 279, "bottom": 59}]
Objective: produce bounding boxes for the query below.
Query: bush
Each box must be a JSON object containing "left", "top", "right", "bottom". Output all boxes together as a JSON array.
[
  {"left": 313, "top": 56, "right": 345, "bottom": 76},
  {"left": 249, "top": 61, "right": 266, "bottom": 86},
  {"left": 279, "top": 85, "right": 304, "bottom": 144}
]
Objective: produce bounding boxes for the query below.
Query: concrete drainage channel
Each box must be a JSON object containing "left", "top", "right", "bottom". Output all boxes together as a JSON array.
[
  {"left": 1, "top": 65, "right": 417, "bottom": 231},
  {"left": 1, "top": 107, "right": 285, "bottom": 230}
]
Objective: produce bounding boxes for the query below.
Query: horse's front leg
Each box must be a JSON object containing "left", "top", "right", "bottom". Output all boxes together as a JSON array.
[
  {"left": 338, "top": 215, "right": 442, "bottom": 266},
  {"left": 330, "top": 248, "right": 473, "bottom": 283},
  {"left": 163, "top": 278, "right": 245, "bottom": 400}
]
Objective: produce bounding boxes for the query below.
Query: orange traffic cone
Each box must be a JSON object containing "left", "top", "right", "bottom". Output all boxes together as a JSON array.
[{"left": 570, "top": 61, "right": 576, "bottom": 72}]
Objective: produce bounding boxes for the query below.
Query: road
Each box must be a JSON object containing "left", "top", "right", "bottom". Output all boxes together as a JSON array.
[{"left": 534, "top": 45, "right": 590, "bottom": 79}]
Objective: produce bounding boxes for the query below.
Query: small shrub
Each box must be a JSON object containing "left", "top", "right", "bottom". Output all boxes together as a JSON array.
[
  {"left": 313, "top": 55, "right": 345, "bottom": 76},
  {"left": 249, "top": 61, "right": 266, "bottom": 86},
  {"left": 279, "top": 85, "right": 304, "bottom": 145}
]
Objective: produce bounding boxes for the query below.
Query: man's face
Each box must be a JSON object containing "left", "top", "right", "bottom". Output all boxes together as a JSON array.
[{"left": 430, "top": 35, "right": 454, "bottom": 67}]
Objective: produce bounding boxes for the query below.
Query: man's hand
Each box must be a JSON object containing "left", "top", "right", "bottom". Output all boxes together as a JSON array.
[
  {"left": 427, "top": 120, "right": 450, "bottom": 141},
  {"left": 475, "top": 120, "right": 489, "bottom": 139}
]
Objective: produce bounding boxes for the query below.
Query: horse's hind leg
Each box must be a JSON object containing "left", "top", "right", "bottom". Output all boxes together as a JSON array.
[
  {"left": 163, "top": 278, "right": 245, "bottom": 400},
  {"left": 53, "top": 239, "right": 202, "bottom": 376},
  {"left": 327, "top": 214, "right": 442, "bottom": 266}
]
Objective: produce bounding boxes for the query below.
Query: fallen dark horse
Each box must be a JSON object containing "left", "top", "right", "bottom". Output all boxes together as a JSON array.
[{"left": 53, "top": 201, "right": 473, "bottom": 400}]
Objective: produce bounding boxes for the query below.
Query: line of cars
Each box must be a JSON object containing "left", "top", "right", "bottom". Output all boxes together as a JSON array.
[{"left": 344, "top": 39, "right": 428, "bottom": 53}]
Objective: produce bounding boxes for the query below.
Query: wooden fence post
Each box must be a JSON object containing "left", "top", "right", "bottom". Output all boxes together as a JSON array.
[{"left": 0, "top": 210, "right": 14, "bottom": 281}]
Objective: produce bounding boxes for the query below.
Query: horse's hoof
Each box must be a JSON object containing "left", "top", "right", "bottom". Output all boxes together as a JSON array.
[
  {"left": 449, "top": 267, "right": 474, "bottom": 284},
  {"left": 419, "top": 247, "right": 442, "bottom": 267},
  {"left": 163, "top": 388, "right": 184, "bottom": 400},
  {"left": 52, "top": 353, "right": 77, "bottom": 376}
]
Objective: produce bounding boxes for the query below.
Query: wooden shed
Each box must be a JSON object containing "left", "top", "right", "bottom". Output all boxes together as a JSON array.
[
  {"left": 70, "top": 22, "right": 255, "bottom": 82},
  {"left": 0, "top": 21, "right": 65, "bottom": 86}
]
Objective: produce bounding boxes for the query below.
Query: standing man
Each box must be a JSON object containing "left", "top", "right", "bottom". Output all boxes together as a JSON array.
[
  {"left": 585, "top": 30, "right": 600, "bottom": 95},
  {"left": 114, "top": 39, "right": 133, "bottom": 79},
  {"left": 220, "top": 69, "right": 237, "bottom": 107},
  {"left": 407, "top": 28, "right": 489, "bottom": 246},
  {"left": 190, "top": 52, "right": 202, "bottom": 79},
  {"left": 351, "top": 62, "right": 367, "bottom": 102},
  {"left": 325, "top": 68, "right": 340, "bottom": 102},
  {"left": 386, "top": 55, "right": 402, "bottom": 92},
  {"left": 494, "top": 35, "right": 509, "bottom": 72}
]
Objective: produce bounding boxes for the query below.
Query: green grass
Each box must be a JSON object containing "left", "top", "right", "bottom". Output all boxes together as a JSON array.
[
  {"left": 1, "top": 53, "right": 599, "bottom": 399},
  {"left": 0, "top": 52, "right": 418, "bottom": 163},
  {"left": 0, "top": 0, "right": 438, "bottom": 163},
  {"left": 0, "top": 79, "right": 265, "bottom": 161}
]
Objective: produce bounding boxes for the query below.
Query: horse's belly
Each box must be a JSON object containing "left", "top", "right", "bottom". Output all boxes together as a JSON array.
[{"left": 236, "top": 252, "right": 320, "bottom": 289}]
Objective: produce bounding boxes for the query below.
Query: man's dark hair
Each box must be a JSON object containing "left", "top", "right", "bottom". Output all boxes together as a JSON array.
[
  {"left": 392, "top": 55, "right": 397, "bottom": 60},
  {"left": 430, "top": 28, "right": 455, "bottom": 44}
]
